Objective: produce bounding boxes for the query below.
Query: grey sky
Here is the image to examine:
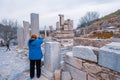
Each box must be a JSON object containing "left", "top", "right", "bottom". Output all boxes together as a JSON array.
[{"left": 0, "top": 0, "right": 120, "bottom": 29}]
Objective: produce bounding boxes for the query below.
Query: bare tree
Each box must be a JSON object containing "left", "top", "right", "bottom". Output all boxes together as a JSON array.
[
  {"left": 0, "top": 19, "right": 19, "bottom": 44},
  {"left": 77, "top": 11, "right": 99, "bottom": 28}
]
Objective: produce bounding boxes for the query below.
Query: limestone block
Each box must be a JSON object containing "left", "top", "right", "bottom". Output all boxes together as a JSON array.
[
  {"left": 54, "top": 70, "right": 61, "bottom": 80},
  {"left": 17, "top": 27, "right": 24, "bottom": 48},
  {"left": 61, "top": 71, "right": 71, "bottom": 80},
  {"left": 41, "top": 67, "right": 54, "bottom": 79},
  {"left": 73, "top": 38, "right": 111, "bottom": 48},
  {"left": 98, "top": 42, "right": 120, "bottom": 72},
  {"left": 23, "top": 21, "right": 30, "bottom": 47},
  {"left": 64, "top": 53, "right": 82, "bottom": 70},
  {"left": 64, "top": 64, "right": 86, "bottom": 80},
  {"left": 73, "top": 46, "right": 97, "bottom": 62},
  {"left": 31, "top": 13, "right": 39, "bottom": 36},
  {"left": 117, "top": 78, "right": 120, "bottom": 80},
  {"left": 83, "top": 63, "right": 102, "bottom": 74},
  {"left": 39, "top": 75, "right": 49, "bottom": 80},
  {"left": 88, "top": 75, "right": 99, "bottom": 80},
  {"left": 100, "top": 72, "right": 118, "bottom": 80},
  {"left": 111, "top": 38, "right": 120, "bottom": 42},
  {"left": 44, "top": 41, "right": 60, "bottom": 73}
]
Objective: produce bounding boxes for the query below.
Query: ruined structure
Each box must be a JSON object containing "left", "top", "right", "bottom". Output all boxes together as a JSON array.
[
  {"left": 23, "top": 21, "right": 30, "bottom": 47},
  {"left": 55, "top": 14, "right": 74, "bottom": 46},
  {"left": 38, "top": 41, "right": 120, "bottom": 80},
  {"left": 49, "top": 25, "right": 54, "bottom": 37},
  {"left": 31, "top": 13, "right": 39, "bottom": 36},
  {"left": 17, "top": 27, "right": 24, "bottom": 48},
  {"left": 17, "top": 13, "right": 40, "bottom": 48}
]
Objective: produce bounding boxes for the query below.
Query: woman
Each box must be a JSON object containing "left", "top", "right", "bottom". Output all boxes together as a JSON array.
[{"left": 28, "top": 34, "right": 44, "bottom": 79}]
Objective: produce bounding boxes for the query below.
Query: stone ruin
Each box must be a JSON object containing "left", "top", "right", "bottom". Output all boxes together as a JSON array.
[
  {"left": 39, "top": 41, "right": 120, "bottom": 80},
  {"left": 17, "top": 13, "right": 39, "bottom": 48},
  {"left": 54, "top": 14, "right": 74, "bottom": 47},
  {"left": 16, "top": 13, "right": 120, "bottom": 80}
]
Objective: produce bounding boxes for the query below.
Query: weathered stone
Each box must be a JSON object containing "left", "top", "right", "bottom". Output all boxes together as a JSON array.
[
  {"left": 44, "top": 26, "right": 47, "bottom": 39},
  {"left": 64, "top": 53, "right": 82, "bottom": 70},
  {"left": 39, "top": 75, "right": 49, "bottom": 80},
  {"left": 56, "top": 22, "right": 60, "bottom": 32},
  {"left": 101, "top": 20, "right": 109, "bottom": 27},
  {"left": 117, "top": 78, "right": 120, "bottom": 80},
  {"left": 73, "top": 38, "right": 111, "bottom": 48},
  {"left": 101, "top": 73, "right": 110, "bottom": 80},
  {"left": 31, "top": 13, "right": 39, "bottom": 36},
  {"left": 41, "top": 67, "right": 54, "bottom": 79},
  {"left": 41, "top": 41, "right": 61, "bottom": 80},
  {"left": 55, "top": 15, "right": 74, "bottom": 47},
  {"left": 116, "top": 75, "right": 120, "bottom": 80},
  {"left": 23, "top": 21, "right": 30, "bottom": 47},
  {"left": 88, "top": 75, "right": 99, "bottom": 80},
  {"left": 44, "top": 41, "right": 60, "bottom": 72},
  {"left": 54, "top": 70, "right": 61, "bottom": 80},
  {"left": 98, "top": 42, "right": 120, "bottom": 72},
  {"left": 59, "top": 14, "right": 64, "bottom": 26},
  {"left": 61, "top": 71, "right": 71, "bottom": 80},
  {"left": 83, "top": 63, "right": 102, "bottom": 74},
  {"left": 64, "top": 64, "right": 86, "bottom": 80},
  {"left": 17, "top": 27, "right": 24, "bottom": 48},
  {"left": 73, "top": 46, "right": 97, "bottom": 62}
]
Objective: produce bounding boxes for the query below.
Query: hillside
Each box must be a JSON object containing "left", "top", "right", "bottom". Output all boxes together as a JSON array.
[
  {"left": 94, "top": 9, "right": 120, "bottom": 24},
  {"left": 101, "top": 9, "right": 120, "bottom": 20},
  {"left": 86, "top": 9, "right": 120, "bottom": 32},
  {"left": 76, "top": 9, "right": 120, "bottom": 38}
]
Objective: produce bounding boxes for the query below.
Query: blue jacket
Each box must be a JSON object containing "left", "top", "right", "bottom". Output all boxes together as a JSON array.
[{"left": 28, "top": 37, "right": 44, "bottom": 60}]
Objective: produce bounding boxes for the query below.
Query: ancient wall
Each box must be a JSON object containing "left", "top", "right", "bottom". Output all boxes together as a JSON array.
[
  {"left": 74, "top": 38, "right": 112, "bottom": 48},
  {"left": 61, "top": 42, "right": 120, "bottom": 80}
]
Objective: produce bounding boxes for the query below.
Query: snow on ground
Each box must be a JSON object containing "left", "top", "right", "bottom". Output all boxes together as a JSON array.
[{"left": 0, "top": 46, "right": 30, "bottom": 80}]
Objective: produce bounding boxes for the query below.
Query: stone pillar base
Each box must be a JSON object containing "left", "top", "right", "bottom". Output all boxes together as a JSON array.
[{"left": 41, "top": 67, "right": 54, "bottom": 80}]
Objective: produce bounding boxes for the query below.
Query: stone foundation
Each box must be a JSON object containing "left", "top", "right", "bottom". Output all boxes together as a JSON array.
[
  {"left": 74, "top": 38, "right": 112, "bottom": 48},
  {"left": 59, "top": 42, "right": 120, "bottom": 80}
]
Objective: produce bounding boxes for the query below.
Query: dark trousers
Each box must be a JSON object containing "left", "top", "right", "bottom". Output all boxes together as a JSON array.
[
  {"left": 30, "top": 60, "right": 41, "bottom": 78},
  {"left": 6, "top": 47, "right": 10, "bottom": 51}
]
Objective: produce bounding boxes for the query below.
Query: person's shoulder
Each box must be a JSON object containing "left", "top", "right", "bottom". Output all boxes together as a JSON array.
[
  {"left": 38, "top": 37, "right": 43, "bottom": 39},
  {"left": 38, "top": 37, "right": 44, "bottom": 40}
]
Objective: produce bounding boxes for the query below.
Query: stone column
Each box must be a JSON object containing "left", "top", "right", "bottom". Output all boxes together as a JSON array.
[
  {"left": 83, "top": 28, "right": 86, "bottom": 35},
  {"left": 42, "top": 41, "right": 60, "bottom": 80},
  {"left": 56, "top": 22, "right": 60, "bottom": 31},
  {"left": 49, "top": 25, "right": 53, "bottom": 37},
  {"left": 23, "top": 21, "right": 30, "bottom": 47},
  {"left": 59, "top": 14, "right": 64, "bottom": 29},
  {"left": 17, "top": 27, "right": 24, "bottom": 48},
  {"left": 31, "top": 13, "right": 39, "bottom": 36},
  {"left": 44, "top": 25, "right": 47, "bottom": 39},
  {"left": 68, "top": 19, "right": 73, "bottom": 30}
]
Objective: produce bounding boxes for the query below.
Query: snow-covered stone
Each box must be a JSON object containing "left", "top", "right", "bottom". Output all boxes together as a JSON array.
[
  {"left": 73, "top": 46, "right": 97, "bottom": 62},
  {"left": 98, "top": 42, "right": 120, "bottom": 72}
]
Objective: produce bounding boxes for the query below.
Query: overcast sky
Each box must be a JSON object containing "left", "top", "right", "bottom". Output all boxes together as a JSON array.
[{"left": 0, "top": 0, "right": 120, "bottom": 29}]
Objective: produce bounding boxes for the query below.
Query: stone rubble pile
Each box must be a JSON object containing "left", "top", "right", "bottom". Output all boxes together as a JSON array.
[
  {"left": 74, "top": 38, "right": 112, "bottom": 48},
  {"left": 56, "top": 42, "right": 120, "bottom": 80}
]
